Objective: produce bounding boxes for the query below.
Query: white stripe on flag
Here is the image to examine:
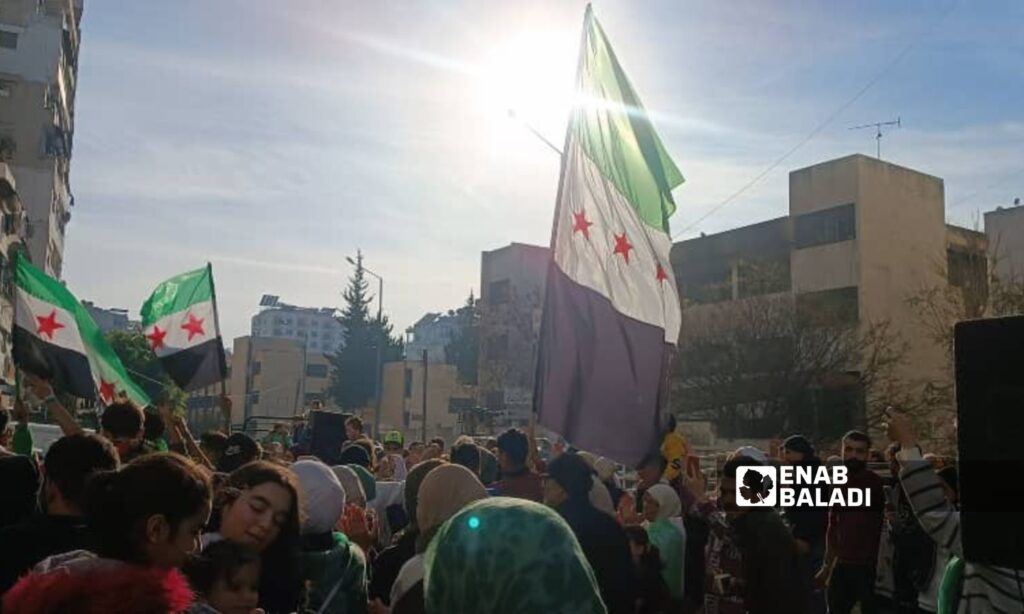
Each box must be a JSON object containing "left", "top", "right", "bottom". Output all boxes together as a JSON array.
[
  {"left": 143, "top": 299, "right": 217, "bottom": 356},
  {"left": 15, "top": 289, "right": 87, "bottom": 354},
  {"left": 553, "top": 138, "right": 682, "bottom": 343}
]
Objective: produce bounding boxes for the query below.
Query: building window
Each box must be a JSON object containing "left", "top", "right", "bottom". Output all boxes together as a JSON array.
[
  {"left": 304, "top": 392, "right": 323, "bottom": 405},
  {"left": 251, "top": 392, "right": 260, "bottom": 404},
  {"left": 404, "top": 368, "right": 413, "bottom": 399},
  {"left": 680, "top": 263, "right": 732, "bottom": 304},
  {"left": 309, "top": 342, "right": 319, "bottom": 350},
  {"left": 310, "top": 331, "right": 318, "bottom": 338},
  {"left": 488, "top": 279, "right": 511, "bottom": 304},
  {"left": 252, "top": 361, "right": 261, "bottom": 375},
  {"left": 796, "top": 286, "right": 859, "bottom": 327},
  {"left": 0, "top": 31, "right": 18, "bottom": 50},
  {"left": 305, "top": 364, "right": 328, "bottom": 378},
  {"left": 272, "top": 328, "right": 282, "bottom": 336},
  {"left": 737, "top": 258, "right": 791, "bottom": 298},
  {"left": 297, "top": 318, "right": 307, "bottom": 327},
  {"left": 0, "top": 80, "right": 12, "bottom": 97},
  {"left": 795, "top": 203, "right": 856, "bottom": 249}
]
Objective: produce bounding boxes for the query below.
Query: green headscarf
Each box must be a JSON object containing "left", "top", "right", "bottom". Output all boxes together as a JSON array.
[
  {"left": 423, "top": 497, "right": 607, "bottom": 614},
  {"left": 347, "top": 464, "right": 377, "bottom": 502}
]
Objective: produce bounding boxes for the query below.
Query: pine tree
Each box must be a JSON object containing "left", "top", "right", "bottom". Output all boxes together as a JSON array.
[
  {"left": 445, "top": 291, "right": 480, "bottom": 385},
  {"left": 327, "top": 252, "right": 403, "bottom": 410}
]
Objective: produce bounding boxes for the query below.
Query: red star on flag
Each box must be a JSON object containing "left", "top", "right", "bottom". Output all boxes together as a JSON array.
[
  {"left": 656, "top": 263, "right": 669, "bottom": 282},
  {"left": 572, "top": 210, "right": 593, "bottom": 240},
  {"left": 612, "top": 233, "right": 633, "bottom": 264},
  {"left": 181, "top": 313, "right": 206, "bottom": 342},
  {"left": 35, "top": 310, "right": 65, "bottom": 340},
  {"left": 146, "top": 326, "right": 168, "bottom": 350},
  {"left": 98, "top": 379, "right": 115, "bottom": 403}
]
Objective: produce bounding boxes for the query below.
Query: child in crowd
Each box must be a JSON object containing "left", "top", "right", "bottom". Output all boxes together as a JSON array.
[{"left": 184, "top": 540, "right": 263, "bottom": 614}]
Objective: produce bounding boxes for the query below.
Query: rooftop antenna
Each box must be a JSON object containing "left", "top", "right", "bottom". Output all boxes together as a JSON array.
[{"left": 850, "top": 117, "right": 901, "bottom": 160}]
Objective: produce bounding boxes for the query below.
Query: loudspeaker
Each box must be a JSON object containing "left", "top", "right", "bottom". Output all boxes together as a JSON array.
[
  {"left": 309, "top": 410, "right": 350, "bottom": 465},
  {"left": 954, "top": 315, "right": 1024, "bottom": 568}
]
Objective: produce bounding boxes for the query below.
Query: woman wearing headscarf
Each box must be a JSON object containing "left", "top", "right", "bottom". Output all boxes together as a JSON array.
[
  {"left": 643, "top": 483, "right": 687, "bottom": 606},
  {"left": 369, "top": 459, "right": 445, "bottom": 607},
  {"left": 390, "top": 464, "right": 488, "bottom": 613},
  {"left": 423, "top": 497, "right": 607, "bottom": 614},
  {"left": 333, "top": 466, "right": 368, "bottom": 509},
  {"left": 291, "top": 460, "right": 368, "bottom": 614}
]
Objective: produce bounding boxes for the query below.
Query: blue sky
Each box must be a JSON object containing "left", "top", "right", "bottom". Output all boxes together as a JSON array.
[{"left": 63, "top": 0, "right": 1024, "bottom": 342}]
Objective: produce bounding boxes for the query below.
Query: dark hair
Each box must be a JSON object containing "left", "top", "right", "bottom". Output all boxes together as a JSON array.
[
  {"left": 353, "top": 438, "right": 375, "bottom": 466},
  {"left": 624, "top": 524, "right": 664, "bottom": 572},
  {"left": 450, "top": 442, "right": 481, "bottom": 474},
  {"left": 143, "top": 409, "right": 165, "bottom": 442},
  {"left": 496, "top": 429, "right": 528, "bottom": 466},
  {"left": 0, "top": 408, "right": 9, "bottom": 434},
  {"left": 842, "top": 430, "right": 871, "bottom": 448},
  {"left": 183, "top": 539, "right": 261, "bottom": 597},
  {"left": 408, "top": 441, "right": 424, "bottom": 450},
  {"left": 85, "top": 453, "right": 211, "bottom": 563},
  {"left": 201, "top": 431, "right": 229, "bottom": 455},
  {"left": 100, "top": 402, "right": 144, "bottom": 439},
  {"left": 637, "top": 449, "right": 668, "bottom": 473},
  {"left": 430, "top": 436, "right": 446, "bottom": 452},
  {"left": 479, "top": 447, "right": 499, "bottom": 485},
  {"left": 224, "top": 461, "right": 303, "bottom": 613},
  {"left": 546, "top": 453, "right": 593, "bottom": 501},
  {"left": 345, "top": 416, "right": 363, "bottom": 432},
  {"left": 339, "top": 443, "right": 371, "bottom": 468},
  {"left": 45, "top": 433, "right": 119, "bottom": 509},
  {"left": 217, "top": 433, "right": 261, "bottom": 473},
  {"left": 722, "top": 455, "right": 762, "bottom": 479}
]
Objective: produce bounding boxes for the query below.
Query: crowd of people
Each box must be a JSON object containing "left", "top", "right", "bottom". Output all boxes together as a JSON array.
[{"left": 0, "top": 379, "right": 1021, "bottom": 614}]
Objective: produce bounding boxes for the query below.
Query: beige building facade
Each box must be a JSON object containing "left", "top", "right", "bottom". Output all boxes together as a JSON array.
[
  {"left": 0, "top": 162, "right": 25, "bottom": 403},
  {"left": 985, "top": 204, "right": 1024, "bottom": 284},
  {"left": 672, "top": 155, "right": 984, "bottom": 444},
  {"left": 0, "top": 0, "right": 82, "bottom": 278},
  {"left": 228, "top": 336, "right": 335, "bottom": 432},
  {"left": 377, "top": 360, "right": 468, "bottom": 443}
]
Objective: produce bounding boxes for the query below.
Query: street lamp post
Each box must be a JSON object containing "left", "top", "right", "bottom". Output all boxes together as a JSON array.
[{"left": 346, "top": 256, "right": 384, "bottom": 439}]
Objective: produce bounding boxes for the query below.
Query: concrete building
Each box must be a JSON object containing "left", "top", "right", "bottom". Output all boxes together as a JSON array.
[
  {"left": 250, "top": 294, "right": 344, "bottom": 354},
  {"left": 82, "top": 300, "right": 135, "bottom": 333},
  {"left": 185, "top": 358, "right": 232, "bottom": 436},
  {"left": 228, "top": 336, "right": 335, "bottom": 431},
  {"left": 405, "top": 311, "right": 460, "bottom": 363},
  {"left": 672, "top": 154, "right": 984, "bottom": 444},
  {"left": 478, "top": 242, "right": 549, "bottom": 426},
  {"left": 985, "top": 202, "right": 1024, "bottom": 284},
  {"left": 0, "top": 0, "right": 83, "bottom": 278},
  {"left": 0, "top": 162, "right": 26, "bottom": 404},
  {"left": 378, "top": 360, "right": 469, "bottom": 443}
]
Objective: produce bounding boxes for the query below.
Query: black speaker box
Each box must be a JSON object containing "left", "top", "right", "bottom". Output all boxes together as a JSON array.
[
  {"left": 309, "top": 410, "right": 351, "bottom": 465},
  {"left": 954, "top": 315, "right": 1024, "bottom": 568}
]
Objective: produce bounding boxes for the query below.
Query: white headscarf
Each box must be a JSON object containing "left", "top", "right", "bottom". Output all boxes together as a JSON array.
[
  {"left": 589, "top": 475, "right": 615, "bottom": 516},
  {"left": 593, "top": 457, "right": 618, "bottom": 484},
  {"left": 292, "top": 460, "right": 346, "bottom": 535},
  {"left": 646, "top": 483, "right": 682, "bottom": 520},
  {"left": 332, "top": 465, "right": 367, "bottom": 509}
]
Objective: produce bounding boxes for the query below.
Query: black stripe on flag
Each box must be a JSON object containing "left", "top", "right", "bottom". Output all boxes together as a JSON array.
[
  {"left": 13, "top": 325, "right": 96, "bottom": 400},
  {"left": 160, "top": 337, "right": 227, "bottom": 392}
]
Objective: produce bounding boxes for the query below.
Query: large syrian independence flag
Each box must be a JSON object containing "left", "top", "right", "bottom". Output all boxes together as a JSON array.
[
  {"left": 12, "top": 253, "right": 150, "bottom": 406},
  {"left": 141, "top": 265, "right": 227, "bottom": 392},
  {"left": 534, "top": 6, "right": 684, "bottom": 466}
]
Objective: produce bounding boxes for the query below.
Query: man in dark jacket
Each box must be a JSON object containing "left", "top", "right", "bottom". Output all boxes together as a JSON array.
[
  {"left": 544, "top": 453, "right": 636, "bottom": 614},
  {"left": 0, "top": 433, "right": 119, "bottom": 596},
  {"left": 781, "top": 434, "right": 829, "bottom": 614},
  {"left": 721, "top": 456, "right": 810, "bottom": 614}
]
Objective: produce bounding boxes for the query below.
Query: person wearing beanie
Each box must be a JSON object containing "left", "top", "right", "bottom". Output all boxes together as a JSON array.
[
  {"left": 216, "top": 433, "right": 261, "bottom": 474},
  {"left": 339, "top": 443, "right": 371, "bottom": 469},
  {"left": 781, "top": 435, "right": 828, "bottom": 614},
  {"left": 291, "top": 460, "right": 368, "bottom": 614}
]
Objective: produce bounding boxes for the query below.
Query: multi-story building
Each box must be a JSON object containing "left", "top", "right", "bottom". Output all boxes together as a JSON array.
[
  {"left": 0, "top": 162, "right": 25, "bottom": 406},
  {"left": 478, "top": 242, "right": 549, "bottom": 426},
  {"left": 672, "top": 154, "right": 986, "bottom": 447},
  {"left": 185, "top": 355, "right": 232, "bottom": 436},
  {"left": 405, "top": 311, "right": 460, "bottom": 363},
  {"left": 82, "top": 300, "right": 135, "bottom": 333},
  {"left": 0, "top": 0, "right": 82, "bottom": 278},
  {"left": 378, "top": 359, "right": 468, "bottom": 443},
  {"left": 250, "top": 295, "right": 344, "bottom": 355},
  {"left": 985, "top": 201, "right": 1024, "bottom": 284},
  {"left": 228, "top": 336, "right": 335, "bottom": 432}
]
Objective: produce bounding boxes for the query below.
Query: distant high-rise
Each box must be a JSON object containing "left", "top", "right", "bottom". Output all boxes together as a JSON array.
[
  {"left": 250, "top": 295, "right": 344, "bottom": 355},
  {"left": 0, "top": 0, "right": 83, "bottom": 277}
]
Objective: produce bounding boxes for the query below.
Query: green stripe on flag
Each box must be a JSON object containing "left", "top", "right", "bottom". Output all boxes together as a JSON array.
[
  {"left": 573, "top": 10, "right": 684, "bottom": 235},
  {"left": 140, "top": 266, "right": 213, "bottom": 325},
  {"left": 15, "top": 253, "right": 151, "bottom": 407}
]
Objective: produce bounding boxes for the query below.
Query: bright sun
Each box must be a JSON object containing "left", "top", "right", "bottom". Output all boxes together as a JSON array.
[{"left": 475, "top": 30, "right": 578, "bottom": 149}]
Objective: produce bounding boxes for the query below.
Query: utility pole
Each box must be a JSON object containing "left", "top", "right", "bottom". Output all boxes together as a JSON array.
[
  {"left": 421, "top": 349, "right": 428, "bottom": 442},
  {"left": 850, "top": 117, "right": 901, "bottom": 160}
]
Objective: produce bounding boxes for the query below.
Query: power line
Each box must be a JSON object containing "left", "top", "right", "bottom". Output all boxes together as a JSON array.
[
  {"left": 948, "top": 166, "right": 1024, "bottom": 210},
  {"left": 672, "top": 0, "right": 960, "bottom": 240}
]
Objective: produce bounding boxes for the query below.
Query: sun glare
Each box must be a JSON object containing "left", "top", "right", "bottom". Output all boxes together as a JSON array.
[{"left": 475, "top": 30, "right": 578, "bottom": 150}]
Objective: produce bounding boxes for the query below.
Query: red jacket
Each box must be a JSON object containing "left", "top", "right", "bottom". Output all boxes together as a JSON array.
[
  {"left": 2, "top": 550, "right": 193, "bottom": 614},
  {"left": 826, "top": 468, "right": 885, "bottom": 565},
  {"left": 496, "top": 467, "right": 543, "bottom": 502}
]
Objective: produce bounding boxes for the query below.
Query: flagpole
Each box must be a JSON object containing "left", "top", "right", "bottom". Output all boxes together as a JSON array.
[
  {"left": 531, "top": 4, "right": 593, "bottom": 427},
  {"left": 206, "top": 262, "right": 231, "bottom": 433}
]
